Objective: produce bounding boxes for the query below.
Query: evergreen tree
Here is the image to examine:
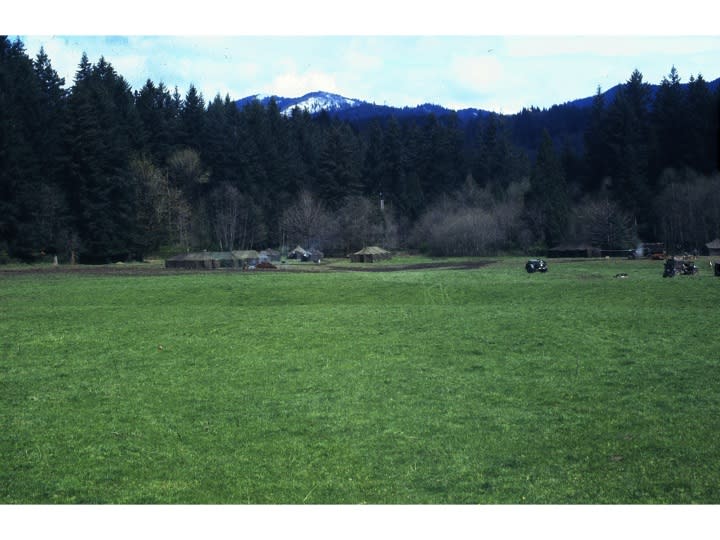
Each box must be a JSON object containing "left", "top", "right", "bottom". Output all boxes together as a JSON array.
[
  {"left": 583, "top": 86, "right": 609, "bottom": 191},
  {"left": 0, "top": 37, "right": 35, "bottom": 257},
  {"left": 178, "top": 84, "right": 205, "bottom": 149},
  {"left": 0, "top": 37, "right": 70, "bottom": 259},
  {"left": 288, "top": 106, "right": 320, "bottom": 194},
  {"left": 379, "top": 117, "right": 420, "bottom": 219},
  {"left": 603, "top": 70, "right": 653, "bottom": 238},
  {"left": 75, "top": 52, "right": 92, "bottom": 83},
  {"left": 684, "top": 74, "right": 717, "bottom": 174},
  {"left": 63, "top": 54, "right": 142, "bottom": 262},
  {"left": 235, "top": 100, "right": 269, "bottom": 203},
  {"left": 201, "top": 93, "right": 235, "bottom": 184},
  {"left": 472, "top": 113, "right": 523, "bottom": 198},
  {"left": 262, "top": 97, "right": 298, "bottom": 217},
  {"left": 360, "top": 119, "right": 386, "bottom": 200},
  {"left": 26, "top": 46, "right": 70, "bottom": 256},
  {"left": 525, "top": 130, "right": 570, "bottom": 247},
  {"left": 315, "top": 121, "right": 363, "bottom": 208},
  {"left": 651, "top": 66, "right": 688, "bottom": 177},
  {"left": 561, "top": 136, "right": 585, "bottom": 199},
  {"left": 416, "top": 113, "right": 465, "bottom": 201},
  {"left": 135, "top": 79, "right": 179, "bottom": 162}
]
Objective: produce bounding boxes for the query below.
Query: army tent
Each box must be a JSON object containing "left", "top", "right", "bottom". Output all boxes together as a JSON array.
[
  {"left": 350, "top": 246, "right": 392, "bottom": 263},
  {"left": 259, "top": 249, "right": 281, "bottom": 263},
  {"left": 288, "top": 246, "right": 309, "bottom": 260},
  {"left": 705, "top": 239, "right": 720, "bottom": 256},
  {"left": 165, "top": 252, "right": 230, "bottom": 269},
  {"left": 165, "top": 250, "right": 259, "bottom": 269},
  {"left": 231, "top": 250, "right": 260, "bottom": 266}
]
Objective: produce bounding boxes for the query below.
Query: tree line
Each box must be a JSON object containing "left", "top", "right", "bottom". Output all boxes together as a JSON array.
[{"left": 1, "top": 36, "right": 719, "bottom": 263}]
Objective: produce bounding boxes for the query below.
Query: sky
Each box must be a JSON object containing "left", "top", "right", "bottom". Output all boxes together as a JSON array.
[{"left": 7, "top": 2, "right": 720, "bottom": 114}]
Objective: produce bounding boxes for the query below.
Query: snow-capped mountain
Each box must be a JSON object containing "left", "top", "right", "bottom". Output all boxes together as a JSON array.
[
  {"left": 235, "top": 91, "right": 363, "bottom": 116},
  {"left": 235, "top": 91, "right": 492, "bottom": 123}
]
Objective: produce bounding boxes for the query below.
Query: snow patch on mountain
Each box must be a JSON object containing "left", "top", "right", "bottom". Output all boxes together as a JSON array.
[
  {"left": 235, "top": 91, "right": 363, "bottom": 116},
  {"left": 234, "top": 90, "right": 494, "bottom": 122},
  {"left": 280, "top": 92, "right": 361, "bottom": 116}
]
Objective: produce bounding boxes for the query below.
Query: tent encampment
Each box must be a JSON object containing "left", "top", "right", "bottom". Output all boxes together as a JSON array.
[{"left": 165, "top": 250, "right": 259, "bottom": 269}]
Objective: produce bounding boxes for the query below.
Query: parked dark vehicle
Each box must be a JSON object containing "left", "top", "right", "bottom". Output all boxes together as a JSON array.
[{"left": 525, "top": 259, "right": 548, "bottom": 273}]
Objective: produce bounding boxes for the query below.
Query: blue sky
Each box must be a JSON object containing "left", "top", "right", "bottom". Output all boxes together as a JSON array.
[{"left": 9, "top": 2, "right": 720, "bottom": 114}]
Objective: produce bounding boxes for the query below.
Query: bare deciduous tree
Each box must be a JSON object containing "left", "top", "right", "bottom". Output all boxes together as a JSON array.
[
  {"left": 167, "top": 148, "right": 210, "bottom": 192},
  {"left": 332, "top": 195, "right": 388, "bottom": 254},
  {"left": 129, "top": 155, "right": 193, "bottom": 251},
  {"left": 281, "top": 190, "right": 332, "bottom": 249},
  {"left": 129, "top": 156, "right": 168, "bottom": 250},
  {"left": 654, "top": 169, "right": 720, "bottom": 252},
  {"left": 209, "top": 183, "right": 264, "bottom": 250},
  {"left": 409, "top": 178, "right": 529, "bottom": 256},
  {"left": 571, "top": 196, "right": 637, "bottom": 250}
]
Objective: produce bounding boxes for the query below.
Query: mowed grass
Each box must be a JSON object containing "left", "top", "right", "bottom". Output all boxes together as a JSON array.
[{"left": 1, "top": 258, "right": 719, "bottom": 504}]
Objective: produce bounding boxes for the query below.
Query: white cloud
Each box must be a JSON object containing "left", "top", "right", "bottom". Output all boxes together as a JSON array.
[
  {"left": 504, "top": 36, "right": 720, "bottom": 58},
  {"left": 265, "top": 70, "right": 340, "bottom": 97},
  {"left": 110, "top": 55, "right": 148, "bottom": 81},
  {"left": 344, "top": 50, "right": 382, "bottom": 72},
  {"left": 451, "top": 55, "right": 505, "bottom": 91}
]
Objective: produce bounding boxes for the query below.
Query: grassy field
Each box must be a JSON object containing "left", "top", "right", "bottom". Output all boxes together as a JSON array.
[{"left": 1, "top": 257, "right": 719, "bottom": 504}]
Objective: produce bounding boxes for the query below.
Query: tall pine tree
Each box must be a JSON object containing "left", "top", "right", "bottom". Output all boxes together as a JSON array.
[{"left": 525, "top": 130, "right": 570, "bottom": 247}]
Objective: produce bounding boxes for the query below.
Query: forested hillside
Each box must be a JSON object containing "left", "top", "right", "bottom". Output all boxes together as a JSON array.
[{"left": 1, "top": 37, "right": 719, "bottom": 263}]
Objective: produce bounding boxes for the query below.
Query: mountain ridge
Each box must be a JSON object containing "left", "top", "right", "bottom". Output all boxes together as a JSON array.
[
  {"left": 235, "top": 77, "right": 720, "bottom": 121},
  {"left": 235, "top": 90, "right": 493, "bottom": 121}
]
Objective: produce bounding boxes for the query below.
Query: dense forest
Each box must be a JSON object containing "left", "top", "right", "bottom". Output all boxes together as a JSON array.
[{"left": 1, "top": 36, "right": 719, "bottom": 263}]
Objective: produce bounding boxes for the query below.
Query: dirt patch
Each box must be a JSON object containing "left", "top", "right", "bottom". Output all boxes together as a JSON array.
[
  {"left": 0, "top": 260, "right": 496, "bottom": 277},
  {"left": 328, "top": 261, "right": 496, "bottom": 272},
  {"left": 0, "top": 264, "right": 179, "bottom": 277}
]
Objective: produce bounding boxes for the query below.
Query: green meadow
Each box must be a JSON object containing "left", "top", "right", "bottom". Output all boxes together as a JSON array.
[{"left": 1, "top": 258, "right": 719, "bottom": 504}]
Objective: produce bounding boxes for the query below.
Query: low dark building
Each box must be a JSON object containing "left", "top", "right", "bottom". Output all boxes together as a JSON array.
[
  {"left": 165, "top": 250, "right": 258, "bottom": 269},
  {"left": 259, "top": 249, "right": 281, "bottom": 263}
]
